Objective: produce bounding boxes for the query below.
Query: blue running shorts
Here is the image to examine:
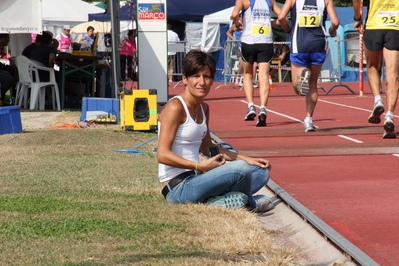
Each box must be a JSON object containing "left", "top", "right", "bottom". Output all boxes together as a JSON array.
[{"left": 290, "top": 51, "right": 326, "bottom": 67}]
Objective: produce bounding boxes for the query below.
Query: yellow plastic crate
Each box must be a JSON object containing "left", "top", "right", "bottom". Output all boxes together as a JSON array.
[{"left": 119, "top": 89, "right": 158, "bottom": 131}]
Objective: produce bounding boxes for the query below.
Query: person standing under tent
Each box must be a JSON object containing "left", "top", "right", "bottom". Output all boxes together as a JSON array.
[
  {"left": 157, "top": 49, "right": 273, "bottom": 213},
  {"left": 55, "top": 25, "right": 72, "bottom": 53},
  {"left": 167, "top": 24, "right": 180, "bottom": 82},
  {"left": 232, "top": 0, "right": 282, "bottom": 127},
  {"left": 119, "top": 29, "right": 137, "bottom": 82},
  {"left": 278, "top": 0, "right": 339, "bottom": 132},
  {"left": 352, "top": 0, "right": 399, "bottom": 139}
]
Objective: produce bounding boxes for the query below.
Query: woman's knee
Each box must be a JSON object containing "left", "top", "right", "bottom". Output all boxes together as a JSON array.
[{"left": 229, "top": 160, "right": 252, "bottom": 176}]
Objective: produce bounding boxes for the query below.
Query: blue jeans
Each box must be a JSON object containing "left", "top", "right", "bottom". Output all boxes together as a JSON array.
[
  {"left": 250, "top": 164, "right": 270, "bottom": 194},
  {"left": 165, "top": 160, "right": 269, "bottom": 209}
]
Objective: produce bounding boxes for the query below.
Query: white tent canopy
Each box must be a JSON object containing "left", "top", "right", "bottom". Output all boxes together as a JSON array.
[
  {"left": 42, "top": 0, "right": 104, "bottom": 24},
  {"left": 2, "top": 0, "right": 129, "bottom": 55},
  {"left": 42, "top": 0, "right": 104, "bottom": 37},
  {"left": 201, "top": 6, "right": 233, "bottom": 53},
  {"left": 0, "top": 0, "right": 42, "bottom": 34}
]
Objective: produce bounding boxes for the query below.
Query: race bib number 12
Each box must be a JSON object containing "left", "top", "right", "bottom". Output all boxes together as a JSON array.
[{"left": 299, "top": 10, "right": 320, "bottom": 27}]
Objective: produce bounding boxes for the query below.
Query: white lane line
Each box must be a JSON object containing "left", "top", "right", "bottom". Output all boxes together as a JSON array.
[
  {"left": 337, "top": 135, "right": 363, "bottom": 143},
  {"left": 318, "top": 99, "right": 371, "bottom": 112},
  {"left": 240, "top": 99, "right": 399, "bottom": 157},
  {"left": 319, "top": 99, "right": 399, "bottom": 118}
]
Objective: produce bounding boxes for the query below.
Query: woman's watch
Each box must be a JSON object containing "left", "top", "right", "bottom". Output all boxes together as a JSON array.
[{"left": 353, "top": 16, "right": 362, "bottom": 21}]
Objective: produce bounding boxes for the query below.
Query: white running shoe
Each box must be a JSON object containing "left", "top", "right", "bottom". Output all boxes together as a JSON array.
[
  {"left": 383, "top": 115, "right": 396, "bottom": 139},
  {"left": 244, "top": 105, "right": 256, "bottom": 121},
  {"left": 256, "top": 107, "right": 267, "bottom": 127},
  {"left": 304, "top": 121, "right": 316, "bottom": 132},
  {"left": 298, "top": 69, "right": 310, "bottom": 96},
  {"left": 368, "top": 99, "right": 385, "bottom": 124}
]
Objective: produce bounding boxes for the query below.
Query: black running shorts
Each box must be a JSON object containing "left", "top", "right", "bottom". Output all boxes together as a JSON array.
[
  {"left": 364, "top": 29, "right": 399, "bottom": 51},
  {"left": 241, "top": 43, "right": 274, "bottom": 64}
]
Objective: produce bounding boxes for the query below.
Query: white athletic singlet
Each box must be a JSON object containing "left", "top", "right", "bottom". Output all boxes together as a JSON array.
[
  {"left": 158, "top": 96, "right": 207, "bottom": 183},
  {"left": 241, "top": 0, "right": 274, "bottom": 44}
]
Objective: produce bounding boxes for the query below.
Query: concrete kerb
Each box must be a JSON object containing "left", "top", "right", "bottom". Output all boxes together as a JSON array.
[{"left": 257, "top": 185, "right": 357, "bottom": 265}]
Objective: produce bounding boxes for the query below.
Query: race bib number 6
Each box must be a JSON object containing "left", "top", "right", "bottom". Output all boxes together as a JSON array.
[
  {"left": 376, "top": 11, "right": 399, "bottom": 27},
  {"left": 299, "top": 11, "right": 320, "bottom": 27},
  {"left": 251, "top": 22, "right": 271, "bottom": 35}
]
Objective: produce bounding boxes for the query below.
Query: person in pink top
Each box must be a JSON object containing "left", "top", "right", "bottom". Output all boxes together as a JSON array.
[
  {"left": 119, "top": 29, "right": 137, "bottom": 81},
  {"left": 55, "top": 25, "right": 72, "bottom": 53}
]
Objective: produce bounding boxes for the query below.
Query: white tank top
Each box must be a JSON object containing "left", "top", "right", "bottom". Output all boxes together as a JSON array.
[
  {"left": 158, "top": 96, "right": 207, "bottom": 183},
  {"left": 241, "top": 0, "right": 274, "bottom": 44}
]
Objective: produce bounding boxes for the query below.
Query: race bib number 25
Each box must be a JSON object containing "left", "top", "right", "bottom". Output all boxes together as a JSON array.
[{"left": 376, "top": 11, "right": 399, "bottom": 27}]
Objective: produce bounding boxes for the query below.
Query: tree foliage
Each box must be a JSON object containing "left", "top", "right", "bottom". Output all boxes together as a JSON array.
[{"left": 333, "top": 0, "right": 352, "bottom": 7}]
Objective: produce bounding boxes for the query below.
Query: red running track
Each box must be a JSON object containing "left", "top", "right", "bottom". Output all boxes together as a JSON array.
[{"left": 169, "top": 80, "right": 399, "bottom": 265}]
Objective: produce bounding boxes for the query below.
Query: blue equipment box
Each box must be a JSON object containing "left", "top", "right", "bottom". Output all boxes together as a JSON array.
[
  {"left": 0, "top": 106, "right": 23, "bottom": 135},
  {"left": 80, "top": 97, "right": 120, "bottom": 122}
]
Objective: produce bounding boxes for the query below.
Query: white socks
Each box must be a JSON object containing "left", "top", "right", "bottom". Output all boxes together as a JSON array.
[{"left": 304, "top": 117, "right": 312, "bottom": 123}]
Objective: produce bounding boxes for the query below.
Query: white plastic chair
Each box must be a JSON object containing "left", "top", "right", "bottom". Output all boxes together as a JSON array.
[
  {"left": 29, "top": 60, "right": 60, "bottom": 110},
  {"left": 15, "top": 55, "right": 60, "bottom": 110},
  {"left": 14, "top": 55, "right": 33, "bottom": 108}
]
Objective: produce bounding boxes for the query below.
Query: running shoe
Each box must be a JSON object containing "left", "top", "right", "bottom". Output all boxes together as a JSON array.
[
  {"left": 368, "top": 99, "right": 385, "bottom": 124},
  {"left": 238, "top": 76, "right": 243, "bottom": 87},
  {"left": 235, "top": 76, "right": 241, "bottom": 86},
  {"left": 298, "top": 69, "right": 310, "bottom": 96},
  {"left": 256, "top": 107, "right": 267, "bottom": 127},
  {"left": 244, "top": 105, "right": 256, "bottom": 121},
  {"left": 304, "top": 121, "right": 316, "bottom": 132},
  {"left": 252, "top": 195, "right": 274, "bottom": 213},
  {"left": 383, "top": 115, "right": 396, "bottom": 139},
  {"left": 206, "top": 191, "right": 248, "bottom": 209}
]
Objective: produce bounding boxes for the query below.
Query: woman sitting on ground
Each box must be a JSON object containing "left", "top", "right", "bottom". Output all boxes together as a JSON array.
[{"left": 157, "top": 49, "right": 274, "bottom": 212}]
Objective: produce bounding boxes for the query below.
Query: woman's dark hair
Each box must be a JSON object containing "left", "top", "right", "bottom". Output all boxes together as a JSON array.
[
  {"left": 87, "top": 26, "right": 95, "bottom": 32},
  {"left": 181, "top": 50, "right": 216, "bottom": 79},
  {"left": 128, "top": 30, "right": 134, "bottom": 36}
]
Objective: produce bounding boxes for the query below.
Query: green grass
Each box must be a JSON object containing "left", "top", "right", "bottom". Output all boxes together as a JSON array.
[{"left": 0, "top": 114, "right": 301, "bottom": 265}]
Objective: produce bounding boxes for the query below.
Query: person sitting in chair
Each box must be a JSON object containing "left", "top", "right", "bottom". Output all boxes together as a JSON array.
[
  {"left": 30, "top": 31, "right": 57, "bottom": 82},
  {"left": 270, "top": 37, "right": 290, "bottom": 81}
]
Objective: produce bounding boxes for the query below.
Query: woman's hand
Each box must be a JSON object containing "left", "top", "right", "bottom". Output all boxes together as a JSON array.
[
  {"left": 198, "top": 154, "right": 225, "bottom": 172},
  {"left": 245, "top": 157, "right": 271, "bottom": 169}
]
